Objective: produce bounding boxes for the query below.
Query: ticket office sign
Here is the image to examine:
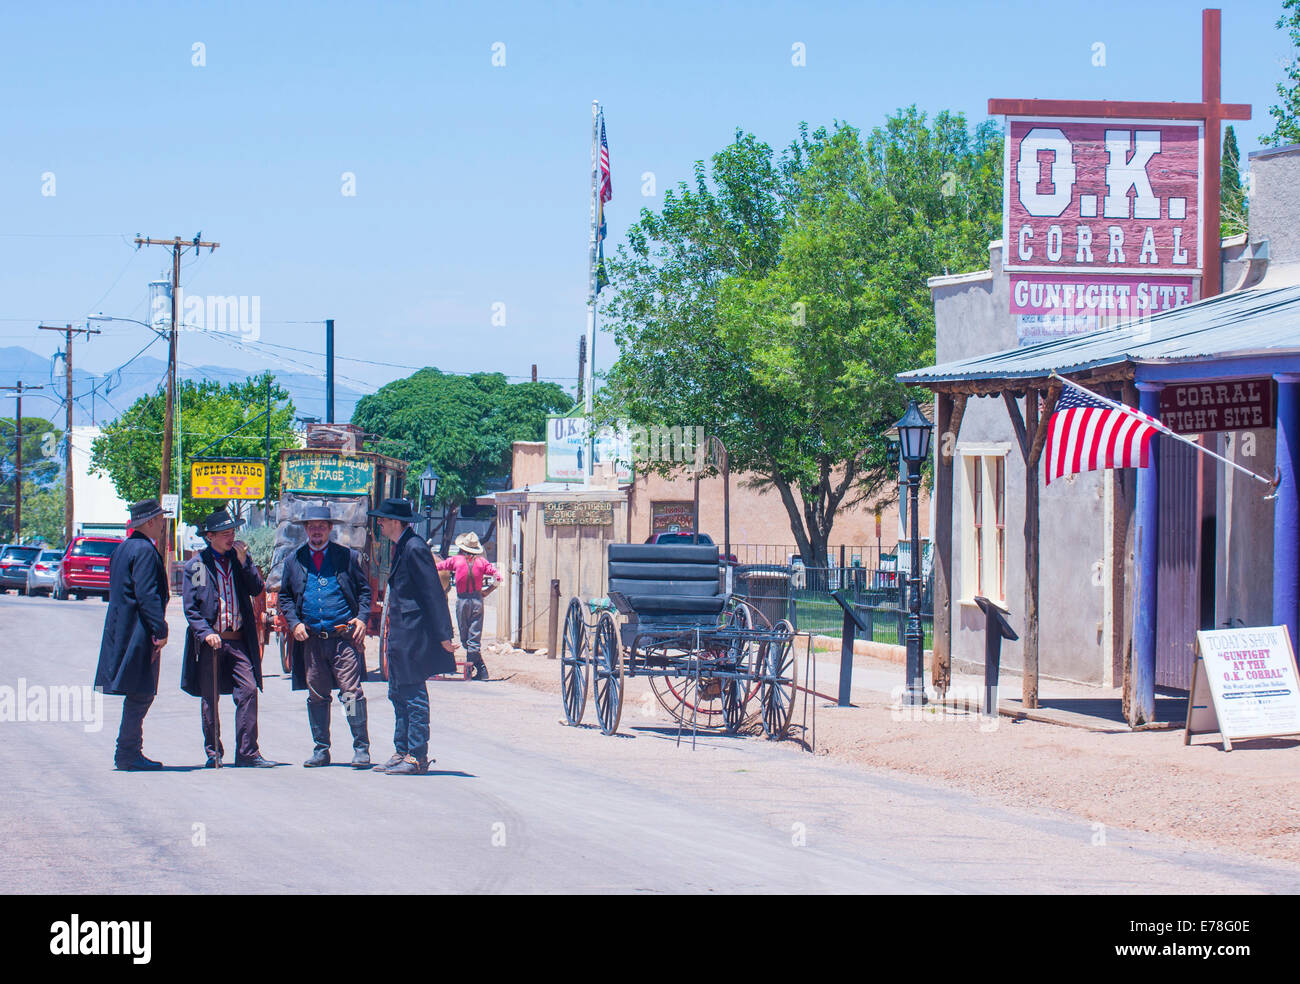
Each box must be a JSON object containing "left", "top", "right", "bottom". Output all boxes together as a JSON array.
[
  {"left": 1185, "top": 626, "right": 1300, "bottom": 751},
  {"left": 191, "top": 459, "right": 266, "bottom": 500},
  {"left": 1004, "top": 118, "right": 1202, "bottom": 276}
]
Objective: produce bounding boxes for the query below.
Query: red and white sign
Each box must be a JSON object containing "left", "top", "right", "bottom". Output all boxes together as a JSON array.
[
  {"left": 1004, "top": 117, "right": 1203, "bottom": 275},
  {"left": 1010, "top": 273, "right": 1196, "bottom": 317}
]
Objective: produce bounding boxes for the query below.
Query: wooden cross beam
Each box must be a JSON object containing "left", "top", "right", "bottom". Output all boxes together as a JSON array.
[{"left": 989, "top": 8, "right": 1249, "bottom": 299}]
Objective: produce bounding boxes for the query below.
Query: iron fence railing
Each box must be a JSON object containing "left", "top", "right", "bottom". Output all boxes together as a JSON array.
[{"left": 733, "top": 563, "right": 933, "bottom": 650}]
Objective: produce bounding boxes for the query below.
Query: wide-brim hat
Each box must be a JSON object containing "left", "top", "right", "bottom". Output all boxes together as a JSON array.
[
  {"left": 367, "top": 497, "right": 417, "bottom": 522},
  {"left": 291, "top": 505, "right": 344, "bottom": 525},
  {"left": 455, "top": 532, "right": 484, "bottom": 555},
  {"left": 198, "top": 508, "right": 245, "bottom": 534},
  {"left": 129, "top": 498, "right": 164, "bottom": 525}
]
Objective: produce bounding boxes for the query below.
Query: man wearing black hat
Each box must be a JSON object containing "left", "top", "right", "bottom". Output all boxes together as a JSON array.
[
  {"left": 94, "top": 499, "right": 170, "bottom": 770},
  {"left": 181, "top": 507, "right": 275, "bottom": 767},
  {"left": 278, "top": 505, "right": 373, "bottom": 768},
  {"left": 369, "top": 497, "right": 456, "bottom": 775}
]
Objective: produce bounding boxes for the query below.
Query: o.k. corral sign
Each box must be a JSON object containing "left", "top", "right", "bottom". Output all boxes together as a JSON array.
[{"left": 1004, "top": 117, "right": 1203, "bottom": 345}]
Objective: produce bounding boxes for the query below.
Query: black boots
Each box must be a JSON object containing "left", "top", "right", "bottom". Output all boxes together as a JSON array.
[
  {"left": 343, "top": 695, "right": 370, "bottom": 768},
  {"left": 470, "top": 656, "right": 489, "bottom": 681},
  {"left": 303, "top": 701, "right": 330, "bottom": 767}
]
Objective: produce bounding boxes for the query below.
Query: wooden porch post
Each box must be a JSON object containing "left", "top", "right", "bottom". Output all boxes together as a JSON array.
[
  {"left": 932, "top": 391, "right": 965, "bottom": 697},
  {"left": 1023, "top": 390, "right": 1040, "bottom": 709}
]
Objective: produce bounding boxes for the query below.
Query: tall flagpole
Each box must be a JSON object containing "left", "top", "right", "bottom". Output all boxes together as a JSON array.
[{"left": 584, "top": 100, "right": 599, "bottom": 485}]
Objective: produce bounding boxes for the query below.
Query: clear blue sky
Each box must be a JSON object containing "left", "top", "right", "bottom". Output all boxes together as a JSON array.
[{"left": 0, "top": 0, "right": 1289, "bottom": 401}]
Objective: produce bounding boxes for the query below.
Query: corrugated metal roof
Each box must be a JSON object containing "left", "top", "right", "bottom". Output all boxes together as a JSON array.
[{"left": 899, "top": 284, "right": 1300, "bottom": 384}]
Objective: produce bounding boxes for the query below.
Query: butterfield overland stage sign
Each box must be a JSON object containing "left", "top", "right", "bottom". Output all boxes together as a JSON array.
[
  {"left": 543, "top": 501, "right": 614, "bottom": 527},
  {"left": 190, "top": 458, "right": 266, "bottom": 500},
  {"left": 1185, "top": 626, "right": 1300, "bottom": 751}
]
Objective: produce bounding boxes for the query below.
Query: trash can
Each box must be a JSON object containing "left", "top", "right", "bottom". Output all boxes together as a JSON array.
[{"left": 736, "top": 564, "right": 792, "bottom": 626}]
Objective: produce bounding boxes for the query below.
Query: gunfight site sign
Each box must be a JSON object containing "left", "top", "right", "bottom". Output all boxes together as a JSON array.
[
  {"left": 1185, "top": 626, "right": 1300, "bottom": 751},
  {"left": 191, "top": 459, "right": 266, "bottom": 500},
  {"left": 1003, "top": 118, "right": 1203, "bottom": 343}
]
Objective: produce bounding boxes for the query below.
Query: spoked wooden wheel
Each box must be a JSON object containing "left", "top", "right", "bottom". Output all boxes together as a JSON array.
[
  {"left": 722, "top": 599, "right": 755, "bottom": 734},
  {"left": 592, "top": 612, "right": 624, "bottom": 735},
  {"left": 759, "top": 618, "right": 796, "bottom": 739},
  {"left": 560, "top": 598, "right": 589, "bottom": 726}
]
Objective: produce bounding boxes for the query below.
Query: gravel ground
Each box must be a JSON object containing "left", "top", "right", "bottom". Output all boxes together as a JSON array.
[{"left": 479, "top": 631, "right": 1300, "bottom": 866}]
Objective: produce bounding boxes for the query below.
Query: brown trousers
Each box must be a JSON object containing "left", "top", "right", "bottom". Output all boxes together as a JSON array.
[
  {"left": 199, "top": 638, "right": 259, "bottom": 761},
  {"left": 305, "top": 634, "right": 365, "bottom": 704}
]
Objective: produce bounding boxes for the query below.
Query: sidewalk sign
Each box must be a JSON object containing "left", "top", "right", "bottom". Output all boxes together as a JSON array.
[
  {"left": 1184, "top": 626, "right": 1300, "bottom": 751},
  {"left": 161, "top": 494, "right": 180, "bottom": 519}
]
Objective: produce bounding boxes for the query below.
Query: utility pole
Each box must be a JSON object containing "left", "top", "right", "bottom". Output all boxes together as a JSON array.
[
  {"left": 325, "top": 319, "right": 334, "bottom": 424},
  {"left": 577, "top": 335, "right": 587, "bottom": 404},
  {"left": 134, "top": 234, "right": 219, "bottom": 569},
  {"left": 39, "top": 324, "right": 99, "bottom": 546},
  {"left": 1, "top": 381, "right": 46, "bottom": 541}
]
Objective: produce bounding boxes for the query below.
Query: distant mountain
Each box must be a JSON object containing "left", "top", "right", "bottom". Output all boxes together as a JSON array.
[{"left": 0, "top": 346, "right": 367, "bottom": 426}]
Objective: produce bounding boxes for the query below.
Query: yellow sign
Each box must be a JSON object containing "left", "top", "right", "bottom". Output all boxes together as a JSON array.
[{"left": 191, "top": 459, "right": 266, "bottom": 500}]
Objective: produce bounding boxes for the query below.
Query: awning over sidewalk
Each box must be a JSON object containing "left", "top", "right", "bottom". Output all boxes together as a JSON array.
[{"left": 900, "top": 284, "right": 1300, "bottom": 387}]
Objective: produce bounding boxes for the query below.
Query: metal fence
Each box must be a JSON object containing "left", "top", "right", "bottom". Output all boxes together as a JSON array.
[{"left": 733, "top": 563, "right": 933, "bottom": 650}]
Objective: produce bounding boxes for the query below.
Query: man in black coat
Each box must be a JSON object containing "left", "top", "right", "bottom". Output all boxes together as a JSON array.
[
  {"left": 278, "top": 505, "right": 373, "bottom": 768},
  {"left": 94, "top": 499, "right": 170, "bottom": 770},
  {"left": 369, "top": 498, "right": 456, "bottom": 775},
  {"left": 181, "top": 508, "right": 275, "bottom": 768}
]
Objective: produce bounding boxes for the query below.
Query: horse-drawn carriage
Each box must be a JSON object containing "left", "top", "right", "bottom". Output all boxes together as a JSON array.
[{"left": 559, "top": 542, "right": 798, "bottom": 739}]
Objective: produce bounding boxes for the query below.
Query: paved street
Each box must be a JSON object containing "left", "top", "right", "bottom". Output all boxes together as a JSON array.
[{"left": 1, "top": 591, "right": 1297, "bottom": 894}]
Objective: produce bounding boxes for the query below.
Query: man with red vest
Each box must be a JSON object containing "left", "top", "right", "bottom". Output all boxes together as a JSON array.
[{"left": 436, "top": 532, "right": 499, "bottom": 680}]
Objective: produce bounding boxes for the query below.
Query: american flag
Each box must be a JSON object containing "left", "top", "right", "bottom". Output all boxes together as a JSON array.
[
  {"left": 599, "top": 116, "right": 612, "bottom": 204},
  {"left": 1044, "top": 384, "right": 1164, "bottom": 485}
]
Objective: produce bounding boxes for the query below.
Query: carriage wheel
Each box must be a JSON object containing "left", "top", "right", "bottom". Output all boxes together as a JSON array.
[
  {"left": 592, "top": 612, "right": 624, "bottom": 735},
  {"left": 560, "top": 598, "right": 589, "bottom": 726},
  {"left": 759, "top": 619, "right": 796, "bottom": 739},
  {"left": 722, "top": 598, "right": 754, "bottom": 734}
]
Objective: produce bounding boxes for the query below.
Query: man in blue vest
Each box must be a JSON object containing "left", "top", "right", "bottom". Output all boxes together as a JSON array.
[{"left": 278, "top": 505, "right": 373, "bottom": 768}]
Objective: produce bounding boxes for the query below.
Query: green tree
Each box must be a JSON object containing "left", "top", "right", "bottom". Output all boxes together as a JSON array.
[
  {"left": 1263, "top": 0, "right": 1300, "bottom": 146},
  {"left": 90, "top": 376, "right": 297, "bottom": 526},
  {"left": 17, "top": 482, "right": 65, "bottom": 546},
  {"left": 1, "top": 415, "right": 64, "bottom": 539},
  {"left": 1221, "top": 125, "right": 1248, "bottom": 237},
  {"left": 600, "top": 110, "right": 1002, "bottom": 566},
  {"left": 351, "top": 368, "right": 570, "bottom": 551}
]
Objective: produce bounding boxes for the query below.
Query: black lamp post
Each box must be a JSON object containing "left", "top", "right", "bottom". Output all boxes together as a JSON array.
[
  {"left": 420, "top": 466, "right": 439, "bottom": 542},
  {"left": 893, "top": 400, "right": 932, "bottom": 707}
]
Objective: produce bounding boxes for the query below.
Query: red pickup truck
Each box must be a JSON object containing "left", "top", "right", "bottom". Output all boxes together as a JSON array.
[{"left": 56, "top": 536, "right": 124, "bottom": 601}]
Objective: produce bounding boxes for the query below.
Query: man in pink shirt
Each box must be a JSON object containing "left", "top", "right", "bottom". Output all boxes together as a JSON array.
[{"left": 435, "top": 533, "right": 498, "bottom": 680}]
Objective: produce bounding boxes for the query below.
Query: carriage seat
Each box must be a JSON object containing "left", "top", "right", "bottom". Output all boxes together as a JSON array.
[{"left": 606, "top": 543, "right": 725, "bottom": 646}]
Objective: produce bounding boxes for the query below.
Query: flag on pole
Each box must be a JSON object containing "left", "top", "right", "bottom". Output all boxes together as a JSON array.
[
  {"left": 595, "top": 112, "right": 611, "bottom": 292},
  {"left": 1044, "top": 384, "right": 1163, "bottom": 485}
]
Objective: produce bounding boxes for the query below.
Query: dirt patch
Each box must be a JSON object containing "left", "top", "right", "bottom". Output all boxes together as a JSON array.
[{"left": 477, "top": 639, "right": 1300, "bottom": 865}]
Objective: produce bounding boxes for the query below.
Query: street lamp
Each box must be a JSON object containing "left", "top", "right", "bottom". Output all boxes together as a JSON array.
[
  {"left": 892, "top": 399, "right": 932, "bottom": 707},
  {"left": 420, "top": 466, "right": 439, "bottom": 541}
]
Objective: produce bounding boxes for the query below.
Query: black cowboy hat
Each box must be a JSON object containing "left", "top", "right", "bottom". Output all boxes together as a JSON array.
[
  {"left": 290, "top": 505, "right": 344, "bottom": 524},
  {"left": 197, "top": 508, "right": 245, "bottom": 535},
  {"left": 367, "top": 497, "right": 417, "bottom": 521},
  {"left": 129, "top": 498, "right": 164, "bottom": 525}
]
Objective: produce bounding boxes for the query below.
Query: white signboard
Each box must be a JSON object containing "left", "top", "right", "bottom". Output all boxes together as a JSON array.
[
  {"left": 1185, "top": 626, "right": 1300, "bottom": 751},
  {"left": 161, "top": 493, "right": 180, "bottom": 519},
  {"left": 545, "top": 415, "right": 631, "bottom": 483}
]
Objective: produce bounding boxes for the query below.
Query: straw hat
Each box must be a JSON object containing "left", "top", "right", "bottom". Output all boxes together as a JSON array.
[{"left": 455, "top": 532, "right": 485, "bottom": 555}]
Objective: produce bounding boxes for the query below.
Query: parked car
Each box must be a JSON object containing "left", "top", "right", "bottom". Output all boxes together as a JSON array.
[
  {"left": 643, "top": 530, "right": 738, "bottom": 564},
  {"left": 25, "top": 549, "right": 64, "bottom": 597},
  {"left": 0, "top": 544, "right": 42, "bottom": 595},
  {"left": 55, "top": 535, "right": 123, "bottom": 601}
]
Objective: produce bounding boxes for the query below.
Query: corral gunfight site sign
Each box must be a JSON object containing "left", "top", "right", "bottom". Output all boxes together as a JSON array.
[{"left": 1003, "top": 118, "right": 1203, "bottom": 345}]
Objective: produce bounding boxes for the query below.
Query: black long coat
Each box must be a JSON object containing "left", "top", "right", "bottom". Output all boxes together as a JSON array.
[
  {"left": 278, "top": 541, "right": 372, "bottom": 691},
  {"left": 180, "top": 546, "right": 265, "bottom": 697},
  {"left": 385, "top": 527, "right": 456, "bottom": 683},
  {"left": 94, "top": 531, "right": 170, "bottom": 696}
]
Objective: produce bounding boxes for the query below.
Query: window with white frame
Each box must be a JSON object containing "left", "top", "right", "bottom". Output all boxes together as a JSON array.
[{"left": 961, "top": 451, "right": 1008, "bottom": 603}]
